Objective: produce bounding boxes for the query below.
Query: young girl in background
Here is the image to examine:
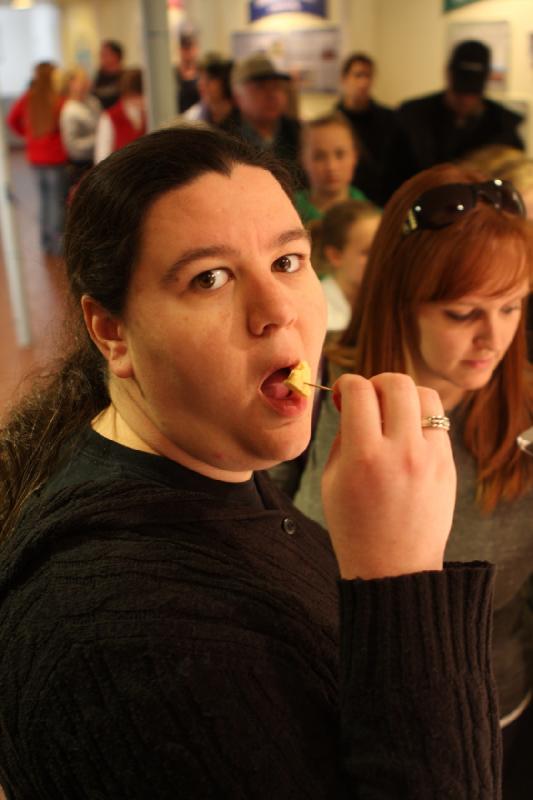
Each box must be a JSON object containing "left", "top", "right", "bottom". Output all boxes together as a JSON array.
[
  {"left": 312, "top": 198, "right": 381, "bottom": 333},
  {"left": 289, "top": 162, "right": 533, "bottom": 799},
  {"left": 7, "top": 62, "right": 68, "bottom": 257},
  {"left": 295, "top": 113, "right": 367, "bottom": 223},
  {"left": 60, "top": 66, "right": 101, "bottom": 189}
]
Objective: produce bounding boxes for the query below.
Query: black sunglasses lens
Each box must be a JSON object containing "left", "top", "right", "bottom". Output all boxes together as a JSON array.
[
  {"left": 416, "top": 184, "right": 474, "bottom": 228},
  {"left": 472, "top": 181, "right": 525, "bottom": 216},
  {"left": 498, "top": 182, "right": 525, "bottom": 216}
]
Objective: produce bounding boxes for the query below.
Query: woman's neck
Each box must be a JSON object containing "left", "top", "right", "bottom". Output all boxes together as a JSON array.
[{"left": 91, "top": 399, "right": 253, "bottom": 484}]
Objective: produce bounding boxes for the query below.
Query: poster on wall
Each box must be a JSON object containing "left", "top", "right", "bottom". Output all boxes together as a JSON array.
[
  {"left": 446, "top": 20, "right": 509, "bottom": 91},
  {"left": 232, "top": 27, "right": 339, "bottom": 92},
  {"left": 443, "top": 0, "right": 483, "bottom": 11},
  {"left": 250, "top": 1, "right": 327, "bottom": 22}
]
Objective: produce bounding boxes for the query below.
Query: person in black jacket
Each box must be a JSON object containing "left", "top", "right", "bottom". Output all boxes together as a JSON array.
[
  {"left": 385, "top": 40, "right": 524, "bottom": 198},
  {"left": 336, "top": 52, "right": 397, "bottom": 205},
  {"left": 0, "top": 126, "right": 501, "bottom": 799}
]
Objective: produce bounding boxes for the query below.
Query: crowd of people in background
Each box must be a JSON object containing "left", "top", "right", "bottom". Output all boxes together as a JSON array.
[
  {"left": 6, "top": 31, "right": 531, "bottom": 265},
  {"left": 6, "top": 40, "right": 146, "bottom": 257}
]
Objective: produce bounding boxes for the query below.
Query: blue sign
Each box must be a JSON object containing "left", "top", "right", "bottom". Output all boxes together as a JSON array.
[{"left": 250, "top": 1, "right": 327, "bottom": 22}]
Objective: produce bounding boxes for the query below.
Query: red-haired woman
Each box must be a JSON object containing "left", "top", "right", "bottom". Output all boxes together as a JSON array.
[
  {"left": 284, "top": 163, "right": 533, "bottom": 798},
  {"left": 7, "top": 62, "right": 68, "bottom": 257}
]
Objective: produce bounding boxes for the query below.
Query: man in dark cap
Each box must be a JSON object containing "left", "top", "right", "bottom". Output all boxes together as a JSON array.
[
  {"left": 384, "top": 40, "right": 524, "bottom": 198},
  {"left": 221, "top": 53, "right": 301, "bottom": 170}
]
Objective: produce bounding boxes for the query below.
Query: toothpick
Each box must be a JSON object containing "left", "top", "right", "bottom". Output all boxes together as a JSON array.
[{"left": 304, "top": 382, "right": 333, "bottom": 392}]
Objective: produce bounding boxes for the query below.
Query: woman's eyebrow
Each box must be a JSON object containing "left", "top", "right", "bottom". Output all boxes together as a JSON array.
[
  {"left": 269, "top": 227, "right": 311, "bottom": 249},
  {"left": 160, "top": 228, "right": 311, "bottom": 285}
]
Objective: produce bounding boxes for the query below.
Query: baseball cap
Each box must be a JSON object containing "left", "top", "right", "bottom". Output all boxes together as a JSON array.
[
  {"left": 448, "top": 40, "right": 490, "bottom": 95},
  {"left": 231, "top": 53, "right": 290, "bottom": 87}
]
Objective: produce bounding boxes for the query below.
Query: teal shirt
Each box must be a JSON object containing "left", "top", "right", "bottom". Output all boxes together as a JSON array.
[{"left": 294, "top": 186, "right": 368, "bottom": 223}]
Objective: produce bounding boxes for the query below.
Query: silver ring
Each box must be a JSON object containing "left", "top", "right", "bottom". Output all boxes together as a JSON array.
[{"left": 421, "top": 415, "right": 451, "bottom": 432}]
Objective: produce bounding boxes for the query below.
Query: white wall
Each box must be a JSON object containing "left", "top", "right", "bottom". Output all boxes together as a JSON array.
[
  {"left": 60, "top": 0, "right": 144, "bottom": 74},
  {"left": 59, "top": 0, "right": 100, "bottom": 73},
  {"left": 0, "top": 3, "right": 61, "bottom": 96}
]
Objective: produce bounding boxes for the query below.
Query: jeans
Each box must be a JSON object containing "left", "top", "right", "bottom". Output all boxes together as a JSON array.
[{"left": 33, "top": 164, "right": 68, "bottom": 256}]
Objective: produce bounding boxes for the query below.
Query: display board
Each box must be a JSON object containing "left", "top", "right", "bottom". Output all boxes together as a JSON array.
[
  {"left": 232, "top": 26, "right": 340, "bottom": 92},
  {"left": 249, "top": 1, "right": 327, "bottom": 21}
]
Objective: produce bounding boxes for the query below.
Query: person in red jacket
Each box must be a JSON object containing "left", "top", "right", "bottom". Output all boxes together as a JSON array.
[
  {"left": 7, "top": 61, "right": 68, "bottom": 257},
  {"left": 94, "top": 67, "right": 146, "bottom": 163}
]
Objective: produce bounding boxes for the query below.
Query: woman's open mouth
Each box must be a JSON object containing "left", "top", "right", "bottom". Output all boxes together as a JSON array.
[{"left": 260, "top": 366, "right": 309, "bottom": 415}]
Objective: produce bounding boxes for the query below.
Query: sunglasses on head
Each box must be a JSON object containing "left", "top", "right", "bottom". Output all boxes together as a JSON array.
[{"left": 402, "top": 179, "right": 525, "bottom": 236}]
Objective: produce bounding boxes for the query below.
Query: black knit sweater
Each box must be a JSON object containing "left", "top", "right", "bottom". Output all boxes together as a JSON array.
[{"left": 0, "top": 431, "right": 501, "bottom": 798}]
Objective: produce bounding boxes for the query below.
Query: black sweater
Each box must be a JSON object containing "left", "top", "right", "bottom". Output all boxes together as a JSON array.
[{"left": 0, "top": 431, "right": 501, "bottom": 798}]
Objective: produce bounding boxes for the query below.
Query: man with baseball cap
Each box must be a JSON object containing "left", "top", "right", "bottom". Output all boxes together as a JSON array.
[
  {"left": 384, "top": 39, "right": 524, "bottom": 197},
  {"left": 221, "top": 53, "right": 301, "bottom": 169}
]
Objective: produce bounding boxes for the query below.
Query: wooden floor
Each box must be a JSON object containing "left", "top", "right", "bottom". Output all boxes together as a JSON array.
[{"left": 0, "top": 150, "right": 69, "bottom": 420}]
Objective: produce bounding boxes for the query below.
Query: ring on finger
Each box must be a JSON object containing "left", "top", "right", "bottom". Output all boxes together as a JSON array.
[{"left": 421, "top": 415, "right": 451, "bottom": 432}]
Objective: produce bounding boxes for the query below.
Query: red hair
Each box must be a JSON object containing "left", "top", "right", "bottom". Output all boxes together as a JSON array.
[
  {"left": 28, "top": 62, "right": 60, "bottom": 138},
  {"left": 330, "top": 162, "right": 533, "bottom": 511}
]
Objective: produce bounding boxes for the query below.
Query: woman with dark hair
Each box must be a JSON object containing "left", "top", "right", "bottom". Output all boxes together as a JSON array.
[
  {"left": 183, "top": 53, "right": 234, "bottom": 126},
  {"left": 0, "top": 129, "right": 499, "bottom": 798},
  {"left": 7, "top": 61, "right": 68, "bottom": 256},
  {"left": 288, "top": 162, "right": 533, "bottom": 798}
]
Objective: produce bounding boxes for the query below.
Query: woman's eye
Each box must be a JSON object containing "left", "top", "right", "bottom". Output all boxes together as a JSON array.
[
  {"left": 273, "top": 254, "right": 301, "bottom": 273},
  {"left": 502, "top": 305, "right": 521, "bottom": 315},
  {"left": 444, "top": 310, "right": 476, "bottom": 322},
  {"left": 192, "top": 268, "right": 230, "bottom": 291}
]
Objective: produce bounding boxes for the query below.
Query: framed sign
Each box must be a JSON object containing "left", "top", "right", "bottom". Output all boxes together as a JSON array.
[
  {"left": 233, "top": 26, "right": 339, "bottom": 92},
  {"left": 444, "top": 0, "right": 483, "bottom": 11},
  {"left": 249, "top": 1, "right": 327, "bottom": 22}
]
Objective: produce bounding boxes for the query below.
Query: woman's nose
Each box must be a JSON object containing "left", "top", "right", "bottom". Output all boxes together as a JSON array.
[
  {"left": 246, "top": 278, "right": 297, "bottom": 336},
  {"left": 474, "top": 315, "right": 500, "bottom": 349}
]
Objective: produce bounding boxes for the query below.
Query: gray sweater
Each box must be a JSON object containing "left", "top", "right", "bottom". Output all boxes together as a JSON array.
[{"left": 271, "top": 368, "right": 533, "bottom": 718}]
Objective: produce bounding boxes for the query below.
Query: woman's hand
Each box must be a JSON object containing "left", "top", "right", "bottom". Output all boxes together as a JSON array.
[{"left": 321, "top": 373, "right": 456, "bottom": 580}]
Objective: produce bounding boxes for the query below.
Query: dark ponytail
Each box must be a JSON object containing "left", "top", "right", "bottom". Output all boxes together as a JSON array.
[
  {"left": 0, "top": 126, "right": 294, "bottom": 539},
  {"left": 0, "top": 336, "right": 107, "bottom": 539}
]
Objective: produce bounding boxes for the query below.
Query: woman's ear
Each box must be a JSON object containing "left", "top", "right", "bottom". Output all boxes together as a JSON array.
[
  {"left": 81, "top": 295, "right": 133, "bottom": 379},
  {"left": 323, "top": 244, "right": 343, "bottom": 270}
]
